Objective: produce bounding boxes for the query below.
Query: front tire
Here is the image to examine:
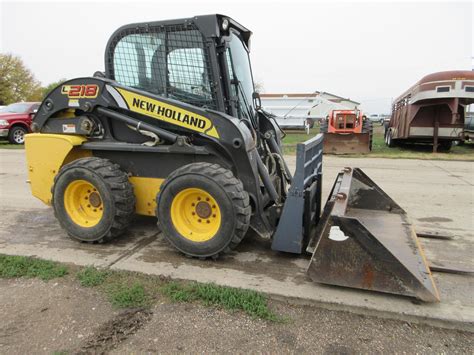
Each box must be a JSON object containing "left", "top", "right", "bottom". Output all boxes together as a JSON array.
[
  {"left": 52, "top": 157, "right": 135, "bottom": 243},
  {"left": 8, "top": 126, "right": 27, "bottom": 144},
  {"left": 157, "top": 162, "right": 251, "bottom": 258}
]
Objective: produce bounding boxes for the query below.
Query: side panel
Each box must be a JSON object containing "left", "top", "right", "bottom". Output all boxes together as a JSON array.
[
  {"left": 25, "top": 134, "right": 91, "bottom": 204},
  {"left": 129, "top": 176, "right": 164, "bottom": 216}
]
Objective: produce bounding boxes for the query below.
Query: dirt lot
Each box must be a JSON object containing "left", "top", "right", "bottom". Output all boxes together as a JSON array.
[{"left": 1, "top": 276, "right": 473, "bottom": 354}]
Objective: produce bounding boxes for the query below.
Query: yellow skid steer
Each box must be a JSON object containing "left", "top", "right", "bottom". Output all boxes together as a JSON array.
[{"left": 25, "top": 15, "right": 439, "bottom": 302}]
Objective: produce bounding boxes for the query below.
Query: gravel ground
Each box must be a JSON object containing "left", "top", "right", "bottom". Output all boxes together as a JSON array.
[
  {"left": 0, "top": 278, "right": 472, "bottom": 354},
  {"left": 114, "top": 300, "right": 473, "bottom": 354}
]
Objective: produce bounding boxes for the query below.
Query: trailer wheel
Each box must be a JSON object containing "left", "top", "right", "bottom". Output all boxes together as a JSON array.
[
  {"left": 52, "top": 157, "right": 135, "bottom": 243},
  {"left": 438, "top": 141, "right": 452, "bottom": 151},
  {"left": 157, "top": 162, "right": 251, "bottom": 259},
  {"left": 386, "top": 129, "right": 396, "bottom": 148}
]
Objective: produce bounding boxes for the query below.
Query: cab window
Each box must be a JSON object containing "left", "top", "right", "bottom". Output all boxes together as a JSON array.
[{"left": 112, "top": 29, "right": 216, "bottom": 109}]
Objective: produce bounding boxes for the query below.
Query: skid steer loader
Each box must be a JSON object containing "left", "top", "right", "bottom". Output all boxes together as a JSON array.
[{"left": 25, "top": 15, "right": 439, "bottom": 302}]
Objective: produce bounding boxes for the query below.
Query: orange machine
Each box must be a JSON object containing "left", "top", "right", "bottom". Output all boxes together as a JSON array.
[{"left": 320, "top": 109, "right": 373, "bottom": 154}]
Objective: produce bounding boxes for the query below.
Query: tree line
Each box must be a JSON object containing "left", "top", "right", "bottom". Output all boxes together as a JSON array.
[{"left": 0, "top": 53, "right": 66, "bottom": 106}]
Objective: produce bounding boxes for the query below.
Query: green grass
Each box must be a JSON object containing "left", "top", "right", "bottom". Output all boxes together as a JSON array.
[
  {"left": 0, "top": 254, "right": 68, "bottom": 280},
  {"left": 281, "top": 125, "right": 474, "bottom": 160},
  {"left": 75, "top": 266, "right": 149, "bottom": 308},
  {"left": 282, "top": 128, "right": 320, "bottom": 145},
  {"left": 367, "top": 127, "right": 474, "bottom": 160},
  {"left": 0, "top": 255, "right": 281, "bottom": 321},
  {"left": 0, "top": 141, "right": 24, "bottom": 149},
  {"left": 107, "top": 282, "right": 150, "bottom": 308},
  {"left": 76, "top": 266, "right": 109, "bottom": 287},
  {"left": 162, "top": 281, "right": 280, "bottom": 321}
]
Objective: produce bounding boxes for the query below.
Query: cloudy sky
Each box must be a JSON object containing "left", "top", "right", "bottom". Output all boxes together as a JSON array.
[{"left": 1, "top": 0, "right": 472, "bottom": 113}]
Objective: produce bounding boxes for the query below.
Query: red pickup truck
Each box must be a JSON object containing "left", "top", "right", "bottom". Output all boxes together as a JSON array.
[{"left": 0, "top": 102, "right": 40, "bottom": 144}]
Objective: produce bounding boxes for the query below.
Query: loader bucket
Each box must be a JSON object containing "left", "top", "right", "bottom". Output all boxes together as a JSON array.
[
  {"left": 323, "top": 132, "right": 370, "bottom": 154},
  {"left": 306, "top": 168, "right": 440, "bottom": 302}
]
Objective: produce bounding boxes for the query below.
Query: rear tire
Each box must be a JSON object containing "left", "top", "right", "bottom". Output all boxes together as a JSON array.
[
  {"left": 386, "top": 129, "right": 396, "bottom": 148},
  {"left": 52, "top": 157, "right": 135, "bottom": 243},
  {"left": 320, "top": 120, "right": 328, "bottom": 134},
  {"left": 8, "top": 126, "right": 27, "bottom": 144},
  {"left": 157, "top": 162, "right": 251, "bottom": 259}
]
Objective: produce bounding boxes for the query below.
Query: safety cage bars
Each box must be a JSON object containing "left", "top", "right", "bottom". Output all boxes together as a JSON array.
[{"left": 106, "top": 23, "right": 218, "bottom": 110}]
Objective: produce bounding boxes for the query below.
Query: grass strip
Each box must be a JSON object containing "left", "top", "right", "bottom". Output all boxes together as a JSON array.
[
  {"left": 0, "top": 142, "right": 24, "bottom": 149},
  {"left": 0, "top": 256, "right": 281, "bottom": 321},
  {"left": 106, "top": 282, "right": 150, "bottom": 308},
  {"left": 162, "top": 281, "right": 280, "bottom": 321},
  {"left": 0, "top": 254, "right": 68, "bottom": 280},
  {"left": 282, "top": 126, "right": 474, "bottom": 160},
  {"left": 76, "top": 266, "right": 109, "bottom": 287}
]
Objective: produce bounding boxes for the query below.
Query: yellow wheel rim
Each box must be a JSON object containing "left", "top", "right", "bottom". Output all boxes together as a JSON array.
[
  {"left": 170, "top": 187, "right": 222, "bottom": 242},
  {"left": 64, "top": 180, "right": 104, "bottom": 227}
]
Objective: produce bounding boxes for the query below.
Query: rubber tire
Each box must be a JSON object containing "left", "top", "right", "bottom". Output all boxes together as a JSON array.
[
  {"left": 383, "top": 121, "right": 390, "bottom": 138},
  {"left": 52, "top": 157, "right": 135, "bottom": 243},
  {"left": 386, "top": 129, "right": 396, "bottom": 148},
  {"left": 157, "top": 162, "right": 251, "bottom": 259},
  {"left": 8, "top": 126, "right": 27, "bottom": 144},
  {"left": 320, "top": 120, "right": 328, "bottom": 134},
  {"left": 438, "top": 141, "right": 452, "bottom": 151},
  {"left": 362, "top": 119, "right": 373, "bottom": 151}
]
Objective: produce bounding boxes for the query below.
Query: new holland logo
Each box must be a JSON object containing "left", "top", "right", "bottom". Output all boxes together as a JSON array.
[{"left": 116, "top": 88, "right": 220, "bottom": 139}]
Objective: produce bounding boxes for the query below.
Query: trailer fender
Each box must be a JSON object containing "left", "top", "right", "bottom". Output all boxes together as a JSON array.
[{"left": 25, "top": 133, "right": 91, "bottom": 204}]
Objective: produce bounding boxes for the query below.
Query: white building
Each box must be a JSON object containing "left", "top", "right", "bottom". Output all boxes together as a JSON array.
[{"left": 260, "top": 92, "right": 359, "bottom": 129}]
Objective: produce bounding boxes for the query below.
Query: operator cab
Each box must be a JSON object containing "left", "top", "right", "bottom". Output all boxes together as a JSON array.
[{"left": 105, "top": 14, "right": 258, "bottom": 126}]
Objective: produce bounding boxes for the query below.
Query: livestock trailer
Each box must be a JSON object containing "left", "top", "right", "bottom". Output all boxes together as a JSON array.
[{"left": 385, "top": 70, "right": 474, "bottom": 152}]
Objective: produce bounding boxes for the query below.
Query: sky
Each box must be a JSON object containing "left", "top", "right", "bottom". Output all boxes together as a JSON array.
[{"left": 1, "top": 0, "right": 472, "bottom": 114}]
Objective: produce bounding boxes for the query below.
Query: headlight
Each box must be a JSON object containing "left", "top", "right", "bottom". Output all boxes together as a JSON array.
[
  {"left": 221, "top": 18, "right": 229, "bottom": 31},
  {"left": 0, "top": 120, "right": 9, "bottom": 127}
]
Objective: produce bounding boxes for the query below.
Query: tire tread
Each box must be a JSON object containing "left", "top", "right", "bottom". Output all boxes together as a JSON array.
[
  {"left": 158, "top": 162, "right": 251, "bottom": 259},
  {"left": 52, "top": 157, "right": 135, "bottom": 243}
]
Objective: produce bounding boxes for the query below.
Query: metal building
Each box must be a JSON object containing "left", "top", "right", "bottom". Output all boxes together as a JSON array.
[{"left": 260, "top": 92, "right": 359, "bottom": 130}]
